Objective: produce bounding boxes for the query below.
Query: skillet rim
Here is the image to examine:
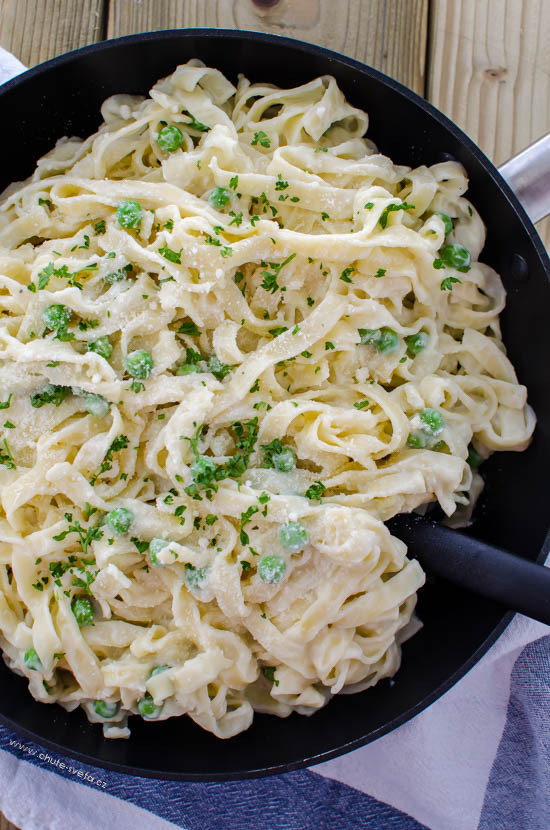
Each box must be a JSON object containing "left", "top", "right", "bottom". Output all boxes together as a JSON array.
[{"left": 0, "top": 27, "right": 548, "bottom": 781}]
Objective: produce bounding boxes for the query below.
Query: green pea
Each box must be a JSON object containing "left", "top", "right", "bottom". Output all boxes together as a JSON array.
[
  {"left": 436, "top": 212, "right": 453, "bottom": 236},
  {"left": 88, "top": 336, "right": 113, "bottom": 360},
  {"left": 377, "top": 327, "right": 400, "bottom": 353},
  {"left": 24, "top": 647, "right": 42, "bottom": 671},
  {"left": 440, "top": 243, "right": 471, "bottom": 272},
  {"left": 137, "top": 692, "right": 163, "bottom": 719},
  {"left": 358, "top": 327, "right": 400, "bottom": 353},
  {"left": 93, "top": 699, "right": 120, "bottom": 719},
  {"left": 258, "top": 554, "right": 286, "bottom": 583},
  {"left": 184, "top": 564, "right": 207, "bottom": 590},
  {"left": 406, "top": 431, "right": 430, "bottom": 449},
  {"left": 71, "top": 596, "right": 94, "bottom": 627},
  {"left": 149, "top": 665, "right": 170, "bottom": 678},
  {"left": 420, "top": 408, "right": 445, "bottom": 435},
  {"left": 467, "top": 444, "right": 483, "bottom": 468},
  {"left": 405, "top": 332, "right": 429, "bottom": 355},
  {"left": 209, "top": 187, "right": 232, "bottom": 210},
  {"left": 271, "top": 447, "right": 297, "bottom": 472},
  {"left": 150, "top": 538, "right": 169, "bottom": 555},
  {"left": 149, "top": 537, "right": 169, "bottom": 566},
  {"left": 157, "top": 125, "right": 184, "bottom": 152},
  {"left": 116, "top": 200, "right": 142, "bottom": 230},
  {"left": 358, "top": 328, "right": 380, "bottom": 347},
  {"left": 43, "top": 304, "right": 72, "bottom": 331},
  {"left": 125, "top": 349, "right": 153, "bottom": 379},
  {"left": 106, "top": 507, "right": 134, "bottom": 534},
  {"left": 84, "top": 393, "right": 110, "bottom": 418},
  {"left": 279, "top": 522, "right": 308, "bottom": 552}
]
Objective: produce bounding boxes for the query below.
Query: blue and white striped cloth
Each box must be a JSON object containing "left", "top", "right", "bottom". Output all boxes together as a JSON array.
[
  {"left": 1, "top": 614, "right": 548, "bottom": 830},
  {"left": 1, "top": 47, "right": 549, "bottom": 830}
]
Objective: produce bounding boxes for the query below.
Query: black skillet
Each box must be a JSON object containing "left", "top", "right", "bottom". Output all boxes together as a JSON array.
[{"left": 0, "top": 30, "right": 549, "bottom": 781}]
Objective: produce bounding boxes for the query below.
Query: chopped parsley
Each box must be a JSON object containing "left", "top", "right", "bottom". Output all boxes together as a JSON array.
[
  {"left": 178, "top": 320, "right": 201, "bottom": 336},
  {"left": 52, "top": 514, "right": 103, "bottom": 558},
  {"left": 440, "top": 276, "right": 462, "bottom": 291},
  {"left": 184, "top": 418, "right": 259, "bottom": 497},
  {"left": 260, "top": 253, "right": 296, "bottom": 293},
  {"left": 158, "top": 244, "right": 182, "bottom": 264},
  {"left": 305, "top": 481, "right": 326, "bottom": 501},
  {"left": 251, "top": 131, "right": 271, "bottom": 148},
  {"left": 90, "top": 434, "right": 129, "bottom": 486},
  {"left": 185, "top": 113, "right": 210, "bottom": 132},
  {"left": 229, "top": 211, "right": 243, "bottom": 227},
  {"left": 240, "top": 505, "right": 259, "bottom": 546},
  {"left": 378, "top": 201, "right": 415, "bottom": 229},
  {"left": 94, "top": 219, "right": 106, "bottom": 235},
  {"left": 0, "top": 439, "right": 15, "bottom": 470},
  {"left": 275, "top": 174, "right": 289, "bottom": 191},
  {"left": 78, "top": 318, "right": 100, "bottom": 332},
  {"left": 30, "top": 385, "right": 70, "bottom": 408},
  {"left": 269, "top": 326, "right": 288, "bottom": 337},
  {"left": 340, "top": 267, "right": 354, "bottom": 283},
  {"left": 207, "top": 355, "right": 232, "bottom": 380},
  {"left": 35, "top": 261, "right": 93, "bottom": 291},
  {"left": 262, "top": 666, "right": 279, "bottom": 686}
]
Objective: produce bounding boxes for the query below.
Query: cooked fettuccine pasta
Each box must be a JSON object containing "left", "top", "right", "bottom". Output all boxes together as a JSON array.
[{"left": 0, "top": 61, "right": 534, "bottom": 739}]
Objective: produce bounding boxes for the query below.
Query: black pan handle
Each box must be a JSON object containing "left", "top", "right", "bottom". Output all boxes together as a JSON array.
[{"left": 388, "top": 514, "right": 550, "bottom": 626}]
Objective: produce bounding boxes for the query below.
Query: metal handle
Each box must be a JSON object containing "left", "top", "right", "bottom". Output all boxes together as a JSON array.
[{"left": 498, "top": 134, "right": 550, "bottom": 224}]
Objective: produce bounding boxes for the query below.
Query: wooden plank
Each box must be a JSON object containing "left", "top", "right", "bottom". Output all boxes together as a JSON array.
[
  {"left": 107, "top": 0, "right": 429, "bottom": 93},
  {"left": 0, "top": 0, "right": 105, "bottom": 67},
  {"left": 427, "top": 0, "right": 550, "bottom": 246},
  {"left": 0, "top": 816, "right": 19, "bottom": 830}
]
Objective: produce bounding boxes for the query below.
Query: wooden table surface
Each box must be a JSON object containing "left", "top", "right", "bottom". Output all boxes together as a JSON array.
[{"left": 0, "top": 1, "right": 548, "bottom": 827}]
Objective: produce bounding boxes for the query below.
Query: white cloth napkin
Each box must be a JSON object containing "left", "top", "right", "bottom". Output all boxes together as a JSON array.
[
  {"left": 0, "top": 46, "right": 548, "bottom": 830},
  {"left": 0, "top": 46, "right": 25, "bottom": 83}
]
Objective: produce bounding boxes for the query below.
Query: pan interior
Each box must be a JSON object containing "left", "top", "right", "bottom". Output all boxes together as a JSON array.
[{"left": 0, "top": 30, "right": 548, "bottom": 779}]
